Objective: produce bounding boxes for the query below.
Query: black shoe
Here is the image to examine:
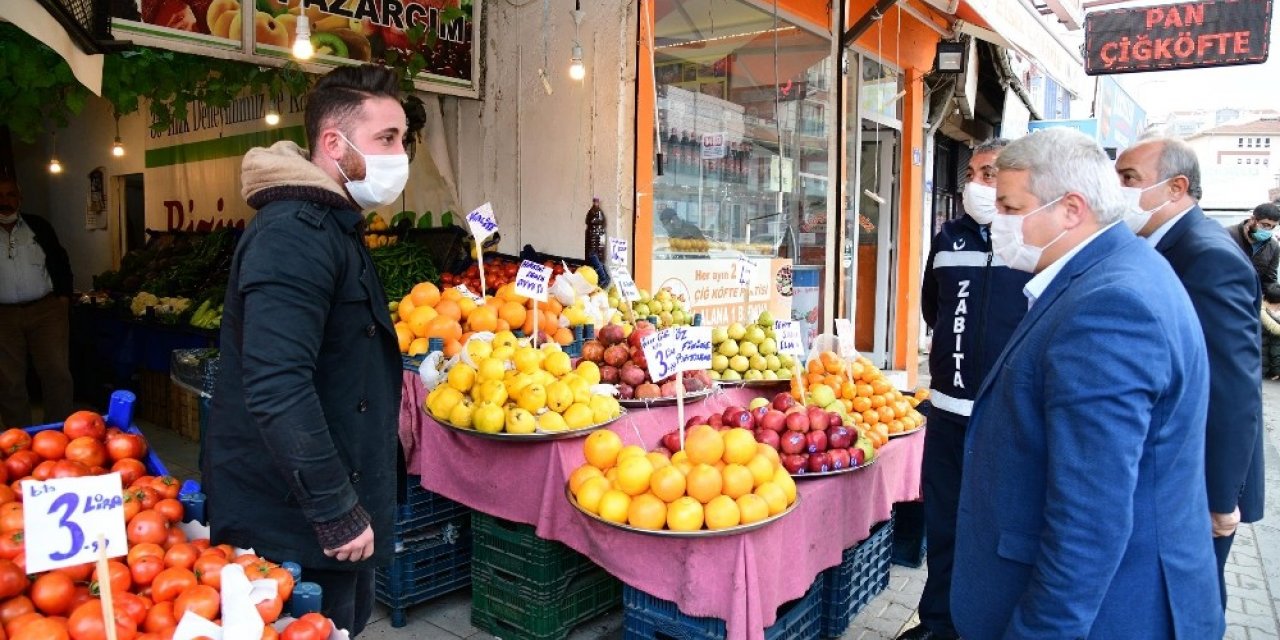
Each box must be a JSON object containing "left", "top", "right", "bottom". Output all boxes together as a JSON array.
[{"left": 896, "top": 625, "right": 959, "bottom": 640}]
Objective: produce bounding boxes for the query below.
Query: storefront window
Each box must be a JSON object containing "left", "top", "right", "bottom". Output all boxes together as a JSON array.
[{"left": 650, "top": 0, "right": 831, "bottom": 333}]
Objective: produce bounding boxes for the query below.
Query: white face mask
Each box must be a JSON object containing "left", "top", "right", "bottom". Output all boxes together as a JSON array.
[
  {"left": 0, "top": 212, "right": 17, "bottom": 225},
  {"left": 962, "top": 182, "right": 998, "bottom": 225},
  {"left": 991, "top": 195, "right": 1067, "bottom": 273},
  {"left": 1120, "top": 179, "right": 1171, "bottom": 233},
  {"left": 333, "top": 131, "right": 410, "bottom": 211}
]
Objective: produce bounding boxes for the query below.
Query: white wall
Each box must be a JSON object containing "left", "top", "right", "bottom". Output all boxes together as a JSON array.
[{"left": 1186, "top": 132, "right": 1279, "bottom": 210}]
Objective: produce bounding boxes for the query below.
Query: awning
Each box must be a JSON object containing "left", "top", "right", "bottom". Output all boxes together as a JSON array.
[
  {"left": 953, "top": 0, "right": 1085, "bottom": 96},
  {"left": 0, "top": 0, "right": 103, "bottom": 95}
]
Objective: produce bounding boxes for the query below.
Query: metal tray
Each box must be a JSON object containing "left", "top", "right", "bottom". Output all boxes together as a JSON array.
[
  {"left": 791, "top": 453, "right": 878, "bottom": 479},
  {"left": 566, "top": 486, "right": 799, "bottom": 537},
  {"left": 618, "top": 386, "right": 716, "bottom": 408},
  {"left": 716, "top": 378, "right": 790, "bottom": 388},
  {"left": 888, "top": 423, "right": 926, "bottom": 439},
  {"left": 429, "top": 408, "right": 627, "bottom": 441}
]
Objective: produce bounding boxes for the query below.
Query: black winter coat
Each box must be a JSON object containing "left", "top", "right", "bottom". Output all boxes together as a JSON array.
[
  {"left": 1228, "top": 221, "right": 1279, "bottom": 289},
  {"left": 203, "top": 194, "right": 402, "bottom": 570}
]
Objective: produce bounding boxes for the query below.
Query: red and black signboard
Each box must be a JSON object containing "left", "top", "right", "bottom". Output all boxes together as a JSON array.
[{"left": 1084, "top": 0, "right": 1272, "bottom": 75}]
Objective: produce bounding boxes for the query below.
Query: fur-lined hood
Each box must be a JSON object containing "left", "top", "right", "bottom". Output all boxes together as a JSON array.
[{"left": 240, "top": 141, "right": 355, "bottom": 211}]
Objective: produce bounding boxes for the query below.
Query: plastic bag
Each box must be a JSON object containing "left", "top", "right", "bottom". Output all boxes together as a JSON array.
[
  {"left": 457, "top": 331, "right": 496, "bottom": 368},
  {"left": 808, "top": 332, "right": 860, "bottom": 363},
  {"left": 417, "top": 351, "right": 447, "bottom": 391}
]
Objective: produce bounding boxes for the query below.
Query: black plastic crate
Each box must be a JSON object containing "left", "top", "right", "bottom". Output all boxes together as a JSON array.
[
  {"left": 471, "top": 512, "right": 598, "bottom": 592},
  {"left": 622, "top": 576, "right": 822, "bottom": 640},
  {"left": 472, "top": 564, "right": 621, "bottom": 640},
  {"left": 891, "top": 502, "right": 926, "bottom": 568},
  {"left": 818, "top": 517, "right": 894, "bottom": 638},
  {"left": 395, "top": 476, "right": 471, "bottom": 531},
  {"left": 374, "top": 515, "right": 472, "bottom": 627}
]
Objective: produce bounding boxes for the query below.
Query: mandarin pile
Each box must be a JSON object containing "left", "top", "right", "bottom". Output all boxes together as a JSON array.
[
  {"left": 794, "top": 352, "right": 926, "bottom": 448},
  {"left": 568, "top": 427, "right": 797, "bottom": 532}
]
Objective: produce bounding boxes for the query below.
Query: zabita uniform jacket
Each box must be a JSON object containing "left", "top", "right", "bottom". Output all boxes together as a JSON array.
[{"left": 921, "top": 214, "right": 1032, "bottom": 422}]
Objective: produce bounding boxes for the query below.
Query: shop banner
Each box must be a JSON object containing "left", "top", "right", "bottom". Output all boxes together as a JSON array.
[
  {"left": 1095, "top": 77, "right": 1146, "bottom": 151},
  {"left": 651, "top": 256, "right": 793, "bottom": 328},
  {"left": 1085, "top": 0, "right": 1272, "bottom": 75}
]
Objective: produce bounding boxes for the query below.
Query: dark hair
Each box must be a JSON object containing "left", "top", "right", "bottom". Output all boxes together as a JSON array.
[
  {"left": 1266, "top": 283, "right": 1280, "bottom": 304},
  {"left": 1254, "top": 202, "right": 1280, "bottom": 223},
  {"left": 305, "top": 64, "right": 401, "bottom": 156}
]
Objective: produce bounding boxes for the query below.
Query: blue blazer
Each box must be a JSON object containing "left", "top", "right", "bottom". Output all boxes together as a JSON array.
[
  {"left": 1155, "top": 206, "right": 1265, "bottom": 522},
  {"left": 952, "top": 224, "right": 1224, "bottom": 639}
]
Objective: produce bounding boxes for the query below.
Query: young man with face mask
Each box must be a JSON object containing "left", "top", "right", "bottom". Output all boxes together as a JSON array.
[
  {"left": 952, "top": 127, "right": 1222, "bottom": 638},
  {"left": 202, "top": 64, "right": 408, "bottom": 636},
  {"left": 1229, "top": 202, "right": 1280, "bottom": 288},
  {"left": 903, "top": 139, "right": 1029, "bottom": 640},
  {"left": 1114, "top": 137, "right": 1263, "bottom": 609}
]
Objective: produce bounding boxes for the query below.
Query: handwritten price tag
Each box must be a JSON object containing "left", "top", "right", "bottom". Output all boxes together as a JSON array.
[
  {"left": 22, "top": 473, "right": 127, "bottom": 573},
  {"left": 609, "top": 238, "right": 629, "bottom": 266},
  {"left": 774, "top": 320, "right": 805, "bottom": 358},
  {"left": 465, "top": 202, "right": 498, "bottom": 241},
  {"left": 454, "top": 284, "right": 485, "bottom": 305},
  {"left": 835, "top": 318, "right": 856, "bottom": 358},
  {"left": 675, "top": 326, "right": 713, "bottom": 371},
  {"left": 641, "top": 329, "right": 678, "bottom": 382},
  {"left": 514, "top": 260, "right": 551, "bottom": 302},
  {"left": 610, "top": 266, "right": 642, "bottom": 302},
  {"left": 736, "top": 254, "right": 756, "bottom": 286}
]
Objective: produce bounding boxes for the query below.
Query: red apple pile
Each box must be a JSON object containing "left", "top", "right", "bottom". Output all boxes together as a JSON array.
[{"left": 582, "top": 321, "right": 713, "bottom": 400}]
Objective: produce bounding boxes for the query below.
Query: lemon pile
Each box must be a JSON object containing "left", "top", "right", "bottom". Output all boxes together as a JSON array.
[
  {"left": 425, "top": 330, "right": 623, "bottom": 434},
  {"left": 568, "top": 426, "right": 798, "bottom": 532}
]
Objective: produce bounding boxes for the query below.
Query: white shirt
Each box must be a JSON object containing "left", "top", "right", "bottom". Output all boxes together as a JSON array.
[
  {"left": 0, "top": 216, "right": 55, "bottom": 304},
  {"left": 1145, "top": 205, "right": 1195, "bottom": 248},
  {"left": 1024, "top": 222, "right": 1122, "bottom": 309}
]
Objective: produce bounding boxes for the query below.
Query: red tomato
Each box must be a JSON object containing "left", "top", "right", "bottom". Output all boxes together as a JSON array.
[
  {"left": 65, "top": 588, "right": 92, "bottom": 616},
  {"left": 192, "top": 555, "right": 226, "bottom": 590},
  {"left": 12, "top": 617, "right": 70, "bottom": 640},
  {"left": 265, "top": 566, "right": 295, "bottom": 602},
  {"left": 91, "top": 560, "right": 131, "bottom": 596},
  {"left": 0, "top": 487, "right": 13, "bottom": 507},
  {"left": 30, "top": 572, "right": 76, "bottom": 616},
  {"left": 30, "top": 462, "right": 56, "bottom": 482},
  {"left": 163, "top": 526, "right": 186, "bottom": 549},
  {"left": 148, "top": 568, "right": 196, "bottom": 603},
  {"left": 261, "top": 626, "right": 279, "bottom": 640},
  {"left": 254, "top": 596, "right": 283, "bottom": 624},
  {"left": 142, "top": 601, "right": 174, "bottom": 634},
  {"left": 30, "top": 431, "right": 69, "bottom": 461},
  {"left": 125, "top": 511, "right": 169, "bottom": 546},
  {"left": 149, "top": 477, "right": 179, "bottom": 501},
  {"left": 132, "top": 488, "right": 159, "bottom": 511},
  {"left": 113, "top": 593, "right": 148, "bottom": 627},
  {"left": 0, "top": 506, "right": 20, "bottom": 534},
  {"left": 4, "top": 452, "right": 41, "bottom": 481},
  {"left": 189, "top": 539, "right": 210, "bottom": 553},
  {"left": 126, "top": 544, "right": 165, "bottom": 568},
  {"left": 8, "top": 555, "right": 20, "bottom": 576},
  {"left": 63, "top": 438, "right": 106, "bottom": 469},
  {"left": 5, "top": 612, "right": 43, "bottom": 639},
  {"left": 0, "top": 596, "right": 35, "bottom": 624},
  {"left": 50, "top": 461, "right": 89, "bottom": 479},
  {"left": 54, "top": 563, "right": 94, "bottom": 584},
  {"left": 0, "top": 430, "right": 30, "bottom": 456},
  {"left": 161, "top": 544, "right": 196, "bottom": 571},
  {"left": 105, "top": 434, "right": 147, "bottom": 463},
  {"left": 111, "top": 460, "right": 146, "bottom": 488},
  {"left": 61, "top": 412, "right": 105, "bottom": 440},
  {"left": 153, "top": 500, "right": 183, "bottom": 525},
  {"left": 172, "top": 585, "right": 219, "bottom": 621},
  {"left": 281, "top": 613, "right": 331, "bottom": 640},
  {"left": 121, "top": 492, "right": 141, "bottom": 524},
  {"left": 67, "top": 600, "right": 137, "bottom": 640},
  {"left": 129, "top": 556, "right": 164, "bottom": 588},
  {"left": 0, "top": 532, "right": 24, "bottom": 562}
]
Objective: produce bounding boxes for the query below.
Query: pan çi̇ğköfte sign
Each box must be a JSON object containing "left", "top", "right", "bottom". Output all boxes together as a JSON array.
[{"left": 1084, "top": 0, "right": 1272, "bottom": 75}]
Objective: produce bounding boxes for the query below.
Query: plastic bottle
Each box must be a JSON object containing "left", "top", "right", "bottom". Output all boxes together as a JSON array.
[{"left": 585, "top": 198, "right": 607, "bottom": 264}]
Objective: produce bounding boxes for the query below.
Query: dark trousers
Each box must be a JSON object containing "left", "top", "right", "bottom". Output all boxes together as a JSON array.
[
  {"left": 301, "top": 566, "right": 376, "bottom": 637},
  {"left": 918, "top": 411, "right": 967, "bottom": 637},
  {"left": 0, "top": 295, "right": 73, "bottom": 427},
  {"left": 1214, "top": 533, "right": 1235, "bottom": 609}
]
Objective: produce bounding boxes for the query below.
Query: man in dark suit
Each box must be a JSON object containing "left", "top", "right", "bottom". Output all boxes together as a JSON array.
[
  {"left": 953, "top": 128, "right": 1223, "bottom": 638},
  {"left": 1116, "top": 137, "right": 1264, "bottom": 607}
]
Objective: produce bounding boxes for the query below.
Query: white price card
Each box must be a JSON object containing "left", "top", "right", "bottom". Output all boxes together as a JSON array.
[
  {"left": 641, "top": 329, "right": 679, "bottom": 382},
  {"left": 514, "top": 260, "right": 551, "bottom": 302},
  {"left": 609, "top": 238, "right": 629, "bottom": 266},
  {"left": 735, "top": 254, "right": 755, "bottom": 286},
  {"left": 675, "top": 326, "right": 713, "bottom": 371},
  {"left": 774, "top": 320, "right": 806, "bottom": 358},
  {"left": 835, "top": 318, "right": 856, "bottom": 358},
  {"left": 610, "top": 266, "right": 642, "bottom": 302},
  {"left": 465, "top": 202, "right": 498, "bottom": 241},
  {"left": 22, "top": 473, "right": 127, "bottom": 573},
  {"left": 454, "top": 284, "right": 485, "bottom": 305}
]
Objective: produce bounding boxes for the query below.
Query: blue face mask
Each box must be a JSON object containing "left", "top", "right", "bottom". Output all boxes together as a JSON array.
[{"left": 1253, "top": 228, "right": 1273, "bottom": 243}]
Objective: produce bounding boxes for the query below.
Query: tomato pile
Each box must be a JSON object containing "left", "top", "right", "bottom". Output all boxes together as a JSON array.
[
  {"left": 0, "top": 411, "right": 339, "bottom": 640},
  {"left": 440, "top": 257, "right": 569, "bottom": 296}
]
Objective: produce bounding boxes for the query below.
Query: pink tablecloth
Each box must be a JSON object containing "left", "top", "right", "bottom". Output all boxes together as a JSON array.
[{"left": 400, "top": 372, "right": 923, "bottom": 640}]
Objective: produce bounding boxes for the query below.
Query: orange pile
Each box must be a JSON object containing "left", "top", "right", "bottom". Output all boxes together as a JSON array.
[
  {"left": 793, "top": 352, "right": 928, "bottom": 448},
  {"left": 395, "top": 282, "right": 577, "bottom": 357}
]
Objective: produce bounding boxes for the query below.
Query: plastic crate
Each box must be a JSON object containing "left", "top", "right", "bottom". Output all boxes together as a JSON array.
[
  {"left": 25, "top": 390, "right": 169, "bottom": 477},
  {"left": 375, "top": 516, "right": 472, "bottom": 627},
  {"left": 471, "top": 564, "right": 621, "bottom": 640},
  {"left": 891, "top": 502, "right": 926, "bottom": 568},
  {"left": 818, "top": 518, "right": 895, "bottom": 638},
  {"left": 622, "top": 576, "right": 822, "bottom": 640},
  {"left": 395, "top": 475, "right": 470, "bottom": 532},
  {"left": 470, "top": 512, "right": 598, "bottom": 592},
  {"left": 168, "top": 380, "right": 201, "bottom": 441}
]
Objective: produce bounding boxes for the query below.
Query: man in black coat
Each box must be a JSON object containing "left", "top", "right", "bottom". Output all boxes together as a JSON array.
[
  {"left": 202, "top": 65, "right": 408, "bottom": 636},
  {"left": 1229, "top": 202, "right": 1280, "bottom": 289},
  {"left": 0, "top": 174, "right": 74, "bottom": 426},
  {"left": 1116, "top": 137, "right": 1264, "bottom": 608}
]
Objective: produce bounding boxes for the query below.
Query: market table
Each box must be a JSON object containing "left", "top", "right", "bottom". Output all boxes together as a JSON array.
[{"left": 398, "top": 372, "right": 923, "bottom": 640}]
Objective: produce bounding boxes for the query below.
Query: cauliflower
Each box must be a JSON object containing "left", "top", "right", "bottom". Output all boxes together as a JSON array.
[{"left": 131, "top": 292, "right": 159, "bottom": 316}]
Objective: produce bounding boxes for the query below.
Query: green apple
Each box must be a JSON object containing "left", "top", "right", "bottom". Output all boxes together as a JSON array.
[
  {"left": 711, "top": 327, "right": 729, "bottom": 344},
  {"left": 738, "top": 341, "right": 758, "bottom": 359},
  {"left": 729, "top": 355, "right": 750, "bottom": 373},
  {"left": 727, "top": 322, "right": 747, "bottom": 341},
  {"left": 638, "top": 289, "right": 652, "bottom": 303},
  {"left": 765, "top": 354, "right": 781, "bottom": 371},
  {"left": 776, "top": 367, "right": 792, "bottom": 380},
  {"left": 721, "top": 369, "right": 742, "bottom": 382},
  {"left": 656, "top": 289, "right": 672, "bottom": 302},
  {"left": 810, "top": 383, "right": 837, "bottom": 407},
  {"left": 634, "top": 303, "right": 651, "bottom": 317},
  {"left": 757, "top": 310, "right": 774, "bottom": 327},
  {"left": 672, "top": 310, "right": 687, "bottom": 325},
  {"left": 744, "top": 324, "right": 766, "bottom": 345},
  {"left": 779, "top": 354, "right": 795, "bottom": 369},
  {"left": 660, "top": 312, "right": 673, "bottom": 327},
  {"left": 712, "top": 354, "right": 730, "bottom": 372},
  {"left": 763, "top": 370, "right": 779, "bottom": 380},
  {"left": 745, "top": 369, "right": 764, "bottom": 381},
  {"left": 709, "top": 370, "right": 722, "bottom": 380},
  {"left": 750, "top": 354, "right": 768, "bottom": 371},
  {"left": 749, "top": 397, "right": 770, "bottom": 410},
  {"left": 718, "top": 340, "right": 740, "bottom": 358},
  {"left": 759, "top": 338, "right": 777, "bottom": 356}
]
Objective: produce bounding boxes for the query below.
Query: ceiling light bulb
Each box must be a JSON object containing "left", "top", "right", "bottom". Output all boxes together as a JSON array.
[
  {"left": 568, "top": 44, "right": 585, "bottom": 81},
  {"left": 112, "top": 137, "right": 125, "bottom": 157},
  {"left": 293, "top": 16, "right": 314, "bottom": 60},
  {"left": 48, "top": 158, "right": 63, "bottom": 174},
  {"left": 264, "top": 109, "right": 281, "bottom": 126}
]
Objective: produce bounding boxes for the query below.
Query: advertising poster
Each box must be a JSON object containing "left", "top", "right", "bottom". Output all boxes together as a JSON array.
[{"left": 651, "top": 256, "right": 794, "bottom": 328}]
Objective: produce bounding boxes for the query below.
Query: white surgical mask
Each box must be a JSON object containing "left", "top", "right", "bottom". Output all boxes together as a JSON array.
[
  {"left": 333, "top": 131, "right": 409, "bottom": 211},
  {"left": 990, "top": 195, "right": 1067, "bottom": 273},
  {"left": 962, "top": 182, "right": 998, "bottom": 225},
  {"left": 0, "top": 212, "right": 17, "bottom": 225},
  {"left": 1120, "top": 179, "right": 1171, "bottom": 233}
]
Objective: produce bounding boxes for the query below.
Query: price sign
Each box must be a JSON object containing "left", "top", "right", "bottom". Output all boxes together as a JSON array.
[
  {"left": 454, "top": 284, "right": 485, "bottom": 305},
  {"left": 465, "top": 202, "right": 498, "bottom": 241},
  {"left": 701, "top": 132, "right": 727, "bottom": 160},
  {"left": 774, "top": 320, "right": 805, "bottom": 358},
  {"left": 674, "top": 326, "right": 713, "bottom": 371},
  {"left": 22, "top": 473, "right": 127, "bottom": 573},
  {"left": 735, "top": 254, "right": 755, "bottom": 286},
  {"left": 610, "top": 266, "right": 641, "bottom": 302},
  {"left": 835, "top": 318, "right": 856, "bottom": 358},
  {"left": 514, "top": 260, "right": 551, "bottom": 302},
  {"left": 641, "top": 329, "right": 678, "bottom": 382},
  {"left": 609, "top": 238, "right": 629, "bottom": 266}
]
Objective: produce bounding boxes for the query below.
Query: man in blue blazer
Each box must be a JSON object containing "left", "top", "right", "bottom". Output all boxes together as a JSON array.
[
  {"left": 1116, "top": 137, "right": 1264, "bottom": 607},
  {"left": 952, "top": 128, "right": 1224, "bottom": 639}
]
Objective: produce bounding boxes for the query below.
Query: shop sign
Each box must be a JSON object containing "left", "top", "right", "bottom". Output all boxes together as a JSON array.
[
  {"left": 23, "top": 474, "right": 128, "bottom": 573},
  {"left": 773, "top": 320, "right": 805, "bottom": 358},
  {"left": 1084, "top": 0, "right": 1272, "bottom": 75},
  {"left": 1095, "top": 77, "right": 1146, "bottom": 150},
  {"left": 674, "top": 326, "right": 713, "bottom": 372},
  {"left": 465, "top": 202, "right": 497, "bottom": 240},
  {"left": 453, "top": 284, "right": 484, "bottom": 304},
  {"left": 610, "top": 266, "right": 641, "bottom": 302},
  {"left": 701, "top": 133, "right": 727, "bottom": 160},
  {"left": 110, "top": 0, "right": 481, "bottom": 97},
  {"left": 514, "top": 260, "right": 550, "bottom": 302},
  {"left": 651, "top": 256, "right": 793, "bottom": 329}
]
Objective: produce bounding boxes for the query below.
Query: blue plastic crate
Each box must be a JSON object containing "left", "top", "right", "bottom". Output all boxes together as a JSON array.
[
  {"left": 375, "top": 515, "right": 472, "bottom": 627},
  {"left": 622, "top": 576, "right": 822, "bottom": 640},
  {"left": 395, "top": 476, "right": 470, "bottom": 530},
  {"left": 24, "top": 390, "right": 169, "bottom": 477},
  {"left": 818, "top": 517, "right": 894, "bottom": 638}
]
